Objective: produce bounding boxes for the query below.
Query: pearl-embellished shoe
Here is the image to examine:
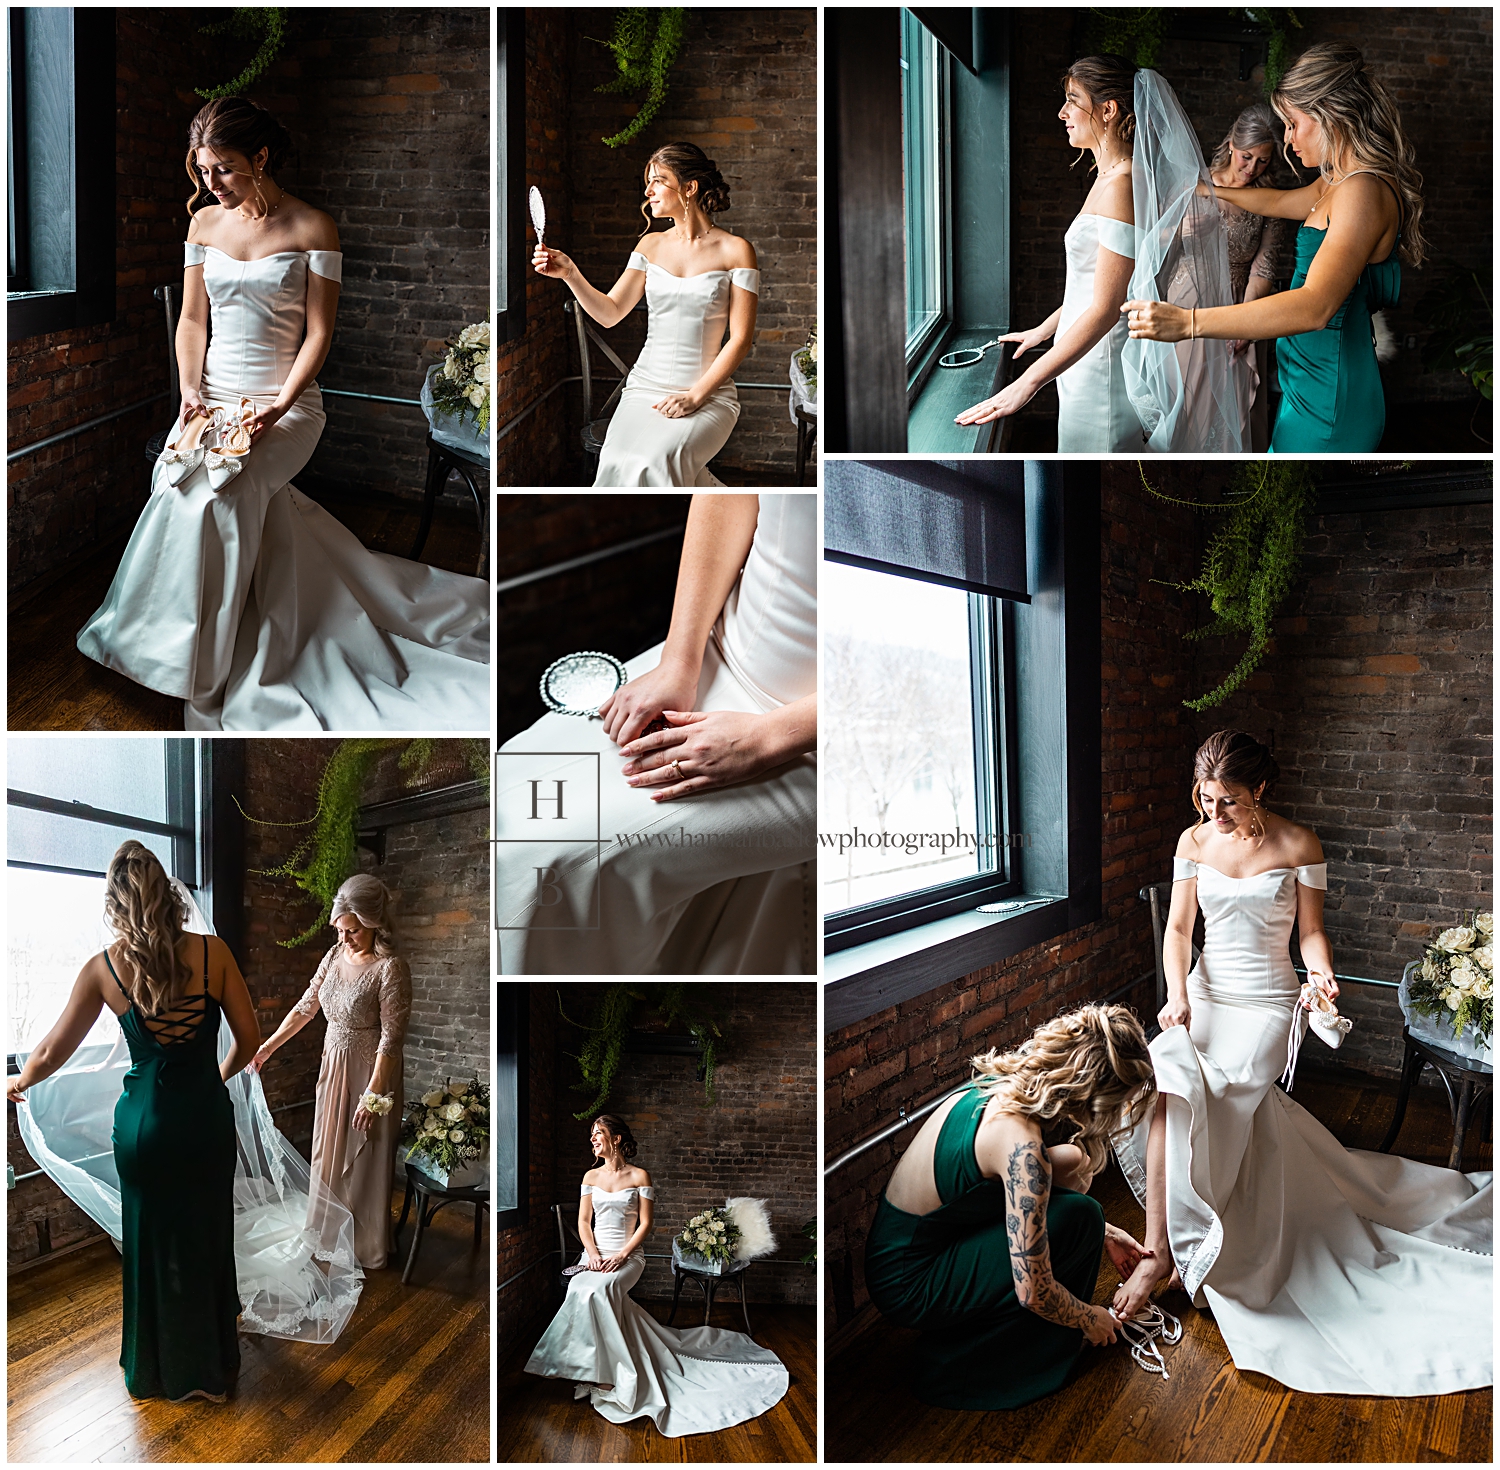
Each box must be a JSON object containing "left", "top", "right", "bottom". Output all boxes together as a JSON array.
[
  {"left": 1302, "top": 976, "right": 1353, "bottom": 1050},
  {"left": 204, "top": 398, "right": 255, "bottom": 491},
  {"left": 159, "top": 409, "right": 214, "bottom": 486}
]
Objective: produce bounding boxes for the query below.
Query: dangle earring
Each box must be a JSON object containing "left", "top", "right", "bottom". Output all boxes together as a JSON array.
[{"left": 253, "top": 170, "right": 269, "bottom": 215}]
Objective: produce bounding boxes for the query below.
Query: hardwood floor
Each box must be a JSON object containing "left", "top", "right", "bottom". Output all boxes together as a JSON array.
[
  {"left": 828, "top": 1062, "right": 1492, "bottom": 1463},
  {"left": 7, "top": 1186, "right": 489, "bottom": 1462},
  {"left": 498, "top": 1301, "right": 816, "bottom": 1463},
  {"left": 7, "top": 486, "right": 483, "bottom": 731}
]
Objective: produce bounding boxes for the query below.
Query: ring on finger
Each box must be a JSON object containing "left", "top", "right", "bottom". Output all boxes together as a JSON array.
[{"left": 670, "top": 759, "right": 683, "bottom": 780}]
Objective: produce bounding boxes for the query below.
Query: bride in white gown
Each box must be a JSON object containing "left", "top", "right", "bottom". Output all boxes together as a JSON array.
[
  {"left": 525, "top": 1115, "right": 788, "bottom": 1436},
  {"left": 1112, "top": 731, "right": 1492, "bottom": 1396},
  {"left": 76, "top": 98, "right": 489, "bottom": 731},
  {"left": 532, "top": 143, "right": 758, "bottom": 486},
  {"left": 497, "top": 493, "right": 815, "bottom": 974}
]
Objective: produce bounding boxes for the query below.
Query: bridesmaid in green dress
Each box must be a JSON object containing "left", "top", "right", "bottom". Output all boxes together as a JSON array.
[
  {"left": 1124, "top": 43, "right": 1425, "bottom": 452},
  {"left": 863, "top": 1005, "right": 1157, "bottom": 1410},
  {"left": 7, "top": 842, "right": 260, "bottom": 1402}
]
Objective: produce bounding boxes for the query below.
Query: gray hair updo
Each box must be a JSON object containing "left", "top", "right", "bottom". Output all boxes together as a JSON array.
[{"left": 330, "top": 873, "right": 398, "bottom": 957}]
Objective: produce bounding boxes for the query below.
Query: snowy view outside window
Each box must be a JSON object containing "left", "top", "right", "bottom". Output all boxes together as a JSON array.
[
  {"left": 8, "top": 738, "right": 176, "bottom": 1054},
  {"left": 824, "top": 561, "right": 990, "bottom": 911}
]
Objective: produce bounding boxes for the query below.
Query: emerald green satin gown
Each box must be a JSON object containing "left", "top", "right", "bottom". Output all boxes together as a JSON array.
[
  {"left": 863, "top": 1086, "right": 1105, "bottom": 1410},
  {"left": 1272, "top": 226, "right": 1401, "bottom": 452},
  {"left": 109, "top": 939, "right": 241, "bottom": 1401}
]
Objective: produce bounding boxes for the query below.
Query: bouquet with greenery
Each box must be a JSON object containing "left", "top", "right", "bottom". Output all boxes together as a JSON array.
[
  {"left": 795, "top": 325, "right": 818, "bottom": 397},
  {"left": 676, "top": 1205, "right": 742, "bottom": 1268},
  {"left": 1406, "top": 912, "right": 1494, "bottom": 1044},
  {"left": 400, "top": 1075, "right": 490, "bottom": 1175},
  {"left": 430, "top": 321, "right": 491, "bottom": 431}
]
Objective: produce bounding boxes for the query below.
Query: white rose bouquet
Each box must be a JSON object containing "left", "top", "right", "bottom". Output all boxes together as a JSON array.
[
  {"left": 429, "top": 320, "right": 491, "bottom": 432},
  {"left": 795, "top": 324, "right": 818, "bottom": 396},
  {"left": 676, "top": 1205, "right": 742, "bottom": 1268},
  {"left": 400, "top": 1075, "right": 490, "bottom": 1175},
  {"left": 1406, "top": 911, "right": 1493, "bottom": 1044}
]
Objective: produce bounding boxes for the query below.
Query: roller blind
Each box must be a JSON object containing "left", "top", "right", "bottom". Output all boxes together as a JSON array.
[{"left": 824, "top": 458, "right": 1028, "bottom": 600}]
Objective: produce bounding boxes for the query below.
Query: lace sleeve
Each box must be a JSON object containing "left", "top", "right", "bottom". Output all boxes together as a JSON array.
[
  {"left": 376, "top": 956, "right": 412, "bottom": 1059},
  {"left": 1250, "top": 216, "right": 1293, "bottom": 283},
  {"left": 290, "top": 945, "right": 337, "bottom": 1018}
]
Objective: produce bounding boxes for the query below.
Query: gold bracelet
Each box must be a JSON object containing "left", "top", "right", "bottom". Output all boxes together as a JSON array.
[{"left": 1189, "top": 307, "right": 1197, "bottom": 340}]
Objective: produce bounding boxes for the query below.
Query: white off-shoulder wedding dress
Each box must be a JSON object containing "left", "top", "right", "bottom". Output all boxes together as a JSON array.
[
  {"left": 593, "top": 250, "right": 760, "bottom": 486},
  {"left": 1116, "top": 858, "right": 1492, "bottom": 1396},
  {"left": 497, "top": 493, "right": 815, "bottom": 974},
  {"left": 524, "top": 1184, "right": 788, "bottom": 1436},
  {"left": 76, "top": 242, "right": 489, "bottom": 730}
]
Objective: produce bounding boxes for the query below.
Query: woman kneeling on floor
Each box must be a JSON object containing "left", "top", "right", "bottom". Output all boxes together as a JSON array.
[{"left": 864, "top": 1004, "right": 1157, "bottom": 1410}]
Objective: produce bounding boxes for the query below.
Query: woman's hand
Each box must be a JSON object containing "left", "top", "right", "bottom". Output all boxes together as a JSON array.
[
  {"left": 1306, "top": 969, "right": 1341, "bottom": 1002},
  {"left": 1158, "top": 992, "right": 1192, "bottom": 1031},
  {"left": 532, "top": 245, "right": 576, "bottom": 281},
  {"left": 598, "top": 1252, "right": 629, "bottom": 1273},
  {"left": 999, "top": 324, "right": 1054, "bottom": 359},
  {"left": 1103, "top": 1224, "right": 1152, "bottom": 1280},
  {"left": 652, "top": 392, "right": 703, "bottom": 419},
  {"left": 6, "top": 1077, "right": 28, "bottom": 1104},
  {"left": 178, "top": 392, "right": 210, "bottom": 429},
  {"left": 1081, "top": 1304, "right": 1120, "bottom": 1347},
  {"left": 954, "top": 376, "right": 1039, "bottom": 427},
  {"left": 1123, "top": 299, "right": 1193, "bottom": 342},
  {"left": 600, "top": 659, "right": 701, "bottom": 747},
  {"left": 586, "top": 1247, "right": 605, "bottom": 1271},
  {"left": 248, "top": 1040, "right": 276, "bottom": 1074},
  {"left": 246, "top": 402, "right": 288, "bottom": 442},
  {"left": 621, "top": 709, "right": 780, "bottom": 801}
]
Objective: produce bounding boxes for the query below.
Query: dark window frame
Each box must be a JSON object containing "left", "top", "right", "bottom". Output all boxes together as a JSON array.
[
  {"left": 495, "top": 7, "right": 526, "bottom": 347},
  {"left": 6, "top": 6, "right": 116, "bottom": 342},
  {"left": 901, "top": 6, "right": 953, "bottom": 388},
  {"left": 497, "top": 984, "right": 529, "bottom": 1231}
]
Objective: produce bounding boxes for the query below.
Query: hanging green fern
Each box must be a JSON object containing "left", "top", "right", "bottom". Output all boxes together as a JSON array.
[
  {"left": 196, "top": 8, "right": 290, "bottom": 100},
  {"left": 1083, "top": 8, "right": 1167, "bottom": 68},
  {"left": 591, "top": 7, "right": 688, "bottom": 148},
  {"left": 1143, "top": 461, "right": 1315, "bottom": 711},
  {"left": 1244, "top": 9, "right": 1302, "bottom": 94}
]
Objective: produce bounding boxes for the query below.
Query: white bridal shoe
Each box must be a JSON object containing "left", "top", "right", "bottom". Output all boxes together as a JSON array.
[
  {"left": 203, "top": 398, "right": 256, "bottom": 491},
  {"left": 1117, "top": 1303, "right": 1182, "bottom": 1379},
  {"left": 1281, "top": 974, "right": 1354, "bottom": 1089},
  {"left": 158, "top": 409, "right": 214, "bottom": 487}
]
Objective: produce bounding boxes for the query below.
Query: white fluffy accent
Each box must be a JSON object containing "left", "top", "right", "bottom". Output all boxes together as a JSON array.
[
  {"left": 725, "top": 1197, "right": 777, "bottom": 1261},
  {"left": 1371, "top": 310, "right": 1398, "bottom": 364}
]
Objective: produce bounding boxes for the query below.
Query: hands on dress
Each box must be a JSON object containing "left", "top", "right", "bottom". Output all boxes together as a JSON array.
[
  {"left": 599, "top": 658, "right": 701, "bottom": 747},
  {"left": 953, "top": 325, "right": 1052, "bottom": 425},
  {"left": 621, "top": 709, "right": 778, "bottom": 801},
  {"left": 652, "top": 391, "right": 703, "bottom": 419}
]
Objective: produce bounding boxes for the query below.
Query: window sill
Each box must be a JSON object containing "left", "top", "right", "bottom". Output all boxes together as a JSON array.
[{"left": 824, "top": 894, "right": 1069, "bottom": 1033}]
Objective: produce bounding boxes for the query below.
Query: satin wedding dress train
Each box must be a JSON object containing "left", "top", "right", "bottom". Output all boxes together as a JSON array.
[
  {"left": 593, "top": 251, "right": 760, "bottom": 486},
  {"left": 497, "top": 493, "right": 815, "bottom": 974},
  {"left": 1056, "top": 215, "right": 1148, "bottom": 452},
  {"left": 524, "top": 1184, "right": 788, "bottom": 1436},
  {"left": 76, "top": 243, "right": 489, "bottom": 730},
  {"left": 1116, "top": 858, "right": 1492, "bottom": 1396}
]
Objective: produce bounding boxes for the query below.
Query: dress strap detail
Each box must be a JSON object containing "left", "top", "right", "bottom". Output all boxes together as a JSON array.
[
  {"left": 1294, "top": 863, "right": 1328, "bottom": 890},
  {"left": 307, "top": 250, "right": 343, "bottom": 283},
  {"left": 933, "top": 1086, "right": 989, "bottom": 1206},
  {"left": 184, "top": 242, "right": 206, "bottom": 267},
  {"left": 103, "top": 948, "right": 133, "bottom": 1005},
  {"left": 627, "top": 250, "right": 649, "bottom": 272},
  {"left": 1172, "top": 857, "right": 1198, "bottom": 882},
  {"left": 1094, "top": 216, "right": 1137, "bottom": 260},
  {"left": 729, "top": 267, "right": 760, "bottom": 295},
  {"left": 580, "top": 1183, "right": 593, "bottom": 1196},
  {"left": 638, "top": 1185, "right": 656, "bottom": 1200}
]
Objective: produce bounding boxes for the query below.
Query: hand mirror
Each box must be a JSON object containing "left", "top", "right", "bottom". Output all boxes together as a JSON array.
[
  {"left": 939, "top": 336, "right": 1007, "bottom": 370},
  {"left": 539, "top": 651, "right": 625, "bottom": 718},
  {"left": 529, "top": 185, "right": 546, "bottom": 247}
]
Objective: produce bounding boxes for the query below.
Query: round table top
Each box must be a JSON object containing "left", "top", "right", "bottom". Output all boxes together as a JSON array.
[{"left": 1404, "top": 1025, "right": 1494, "bottom": 1076}]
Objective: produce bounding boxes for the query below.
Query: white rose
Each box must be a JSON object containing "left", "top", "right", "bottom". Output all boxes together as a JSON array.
[
  {"left": 443, "top": 1102, "right": 464, "bottom": 1121},
  {"left": 1436, "top": 926, "right": 1477, "bottom": 953},
  {"left": 467, "top": 382, "right": 487, "bottom": 409},
  {"left": 449, "top": 1128, "right": 464, "bottom": 1142},
  {"left": 449, "top": 1081, "right": 469, "bottom": 1097},
  {"left": 443, "top": 356, "right": 460, "bottom": 381},
  {"left": 1474, "top": 976, "right": 1493, "bottom": 1000},
  {"left": 1476, "top": 912, "right": 1494, "bottom": 938},
  {"left": 422, "top": 1089, "right": 444, "bottom": 1107},
  {"left": 1442, "top": 988, "right": 1461, "bottom": 1011},
  {"left": 1420, "top": 955, "right": 1442, "bottom": 984},
  {"left": 1473, "top": 946, "right": 1492, "bottom": 973}
]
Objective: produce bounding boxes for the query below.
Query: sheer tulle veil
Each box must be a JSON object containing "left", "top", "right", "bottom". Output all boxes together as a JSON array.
[
  {"left": 14, "top": 881, "right": 364, "bottom": 1343},
  {"left": 1123, "top": 69, "right": 1246, "bottom": 452}
]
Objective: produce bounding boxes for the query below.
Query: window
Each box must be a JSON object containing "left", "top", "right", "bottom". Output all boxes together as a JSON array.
[
  {"left": 497, "top": 984, "right": 528, "bottom": 1229},
  {"left": 823, "top": 562, "right": 1017, "bottom": 943},
  {"left": 900, "top": 9, "right": 947, "bottom": 369},
  {"left": 495, "top": 8, "right": 526, "bottom": 347},
  {"left": 6, "top": 7, "right": 114, "bottom": 341},
  {"left": 7, "top": 739, "right": 197, "bottom": 1055}
]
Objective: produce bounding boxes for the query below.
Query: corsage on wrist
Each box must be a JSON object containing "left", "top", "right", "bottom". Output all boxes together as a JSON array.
[{"left": 360, "top": 1090, "right": 395, "bottom": 1116}]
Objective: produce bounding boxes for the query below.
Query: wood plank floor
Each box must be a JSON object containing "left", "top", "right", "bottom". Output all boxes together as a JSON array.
[
  {"left": 498, "top": 1301, "right": 816, "bottom": 1462},
  {"left": 8, "top": 1186, "right": 489, "bottom": 1462},
  {"left": 8, "top": 487, "right": 482, "bottom": 731},
  {"left": 828, "top": 1062, "right": 1492, "bottom": 1463}
]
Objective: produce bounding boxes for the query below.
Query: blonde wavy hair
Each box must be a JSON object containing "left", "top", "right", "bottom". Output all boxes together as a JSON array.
[
  {"left": 330, "top": 873, "right": 398, "bottom": 958},
  {"left": 103, "top": 841, "right": 192, "bottom": 1014},
  {"left": 971, "top": 1004, "right": 1155, "bottom": 1177},
  {"left": 1271, "top": 42, "right": 1426, "bottom": 267}
]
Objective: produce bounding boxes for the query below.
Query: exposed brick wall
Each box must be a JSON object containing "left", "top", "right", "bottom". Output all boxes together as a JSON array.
[
  {"left": 1189, "top": 498, "right": 1493, "bottom": 1078},
  {"left": 498, "top": 983, "right": 558, "bottom": 1356},
  {"left": 495, "top": 7, "right": 573, "bottom": 488},
  {"left": 7, "top": 11, "right": 197, "bottom": 593},
  {"left": 500, "top": 7, "right": 816, "bottom": 485},
  {"left": 550, "top": 981, "right": 817, "bottom": 1306},
  {"left": 250, "top": 7, "right": 490, "bottom": 502},
  {"left": 1008, "top": 8, "right": 1492, "bottom": 440}
]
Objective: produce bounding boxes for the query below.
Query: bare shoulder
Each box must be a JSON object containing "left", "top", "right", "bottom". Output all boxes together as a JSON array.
[
  {"left": 1094, "top": 166, "right": 1135, "bottom": 225},
  {"left": 1176, "top": 822, "right": 1207, "bottom": 858},
  {"left": 1276, "top": 815, "right": 1324, "bottom": 866},
  {"left": 721, "top": 232, "right": 757, "bottom": 269},
  {"left": 185, "top": 205, "right": 224, "bottom": 244},
  {"left": 631, "top": 1166, "right": 654, "bottom": 1189},
  {"left": 633, "top": 229, "right": 665, "bottom": 262},
  {"left": 581, "top": 1167, "right": 600, "bottom": 1187},
  {"left": 974, "top": 1102, "right": 1045, "bottom": 1181},
  {"left": 293, "top": 201, "right": 339, "bottom": 252}
]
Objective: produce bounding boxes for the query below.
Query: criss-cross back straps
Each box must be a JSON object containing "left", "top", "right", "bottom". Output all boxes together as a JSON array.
[{"left": 106, "top": 935, "right": 214, "bottom": 1045}]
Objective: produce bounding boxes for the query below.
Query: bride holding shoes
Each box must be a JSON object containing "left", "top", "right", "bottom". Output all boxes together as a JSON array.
[{"left": 76, "top": 96, "right": 489, "bottom": 731}]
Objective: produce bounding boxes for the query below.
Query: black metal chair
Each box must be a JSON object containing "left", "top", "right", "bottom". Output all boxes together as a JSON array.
[
  {"left": 551, "top": 1201, "right": 588, "bottom": 1293},
  {"left": 668, "top": 1241, "right": 755, "bottom": 1334},
  {"left": 393, "top": 1160, "right": 488, "bottom": 1285},
  {"left": 1379, "top": 1026, "right": 1493, "bottom": 1169},
  {"left": 413, "top": 431, "right": 488, "bottom": 578}
]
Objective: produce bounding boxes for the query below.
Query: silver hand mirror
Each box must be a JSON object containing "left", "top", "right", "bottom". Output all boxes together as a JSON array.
[
  {"left": 540, "top": 651, "right": 625, "bottom": 718},
  {"left": 939, "top": 336, "right": 1007, "bottom": 369},
  {"left": 529, "top": 185, "right": 546, "bottom": 247}
]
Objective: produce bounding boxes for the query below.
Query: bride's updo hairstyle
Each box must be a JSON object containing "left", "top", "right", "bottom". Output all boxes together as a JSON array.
[
  {"left": 104, "top": 840, "right": 193, "bottom": 1014},
  {"left": 1271, "top": 42, "right": 1426, "bottom": 266},
  {"left": 1210, "top": 100, "right": 1282, "bottom": 187},
  {"left": 590, "top": 1113, "right": 639, "bottom": 1162},
  {"left": 1061, "top": 54, "right": 1138, "bottom": 170},
  {"left": 1191, "top": 729, "right": 1280, "bottom": 820},
  {"left": 184, "top": 96, "right": 294, "bottom": 216},
  {"left": 640, "top": 142, "right": 731, "bottom": 232},
  {"left": 330, "top": 873, "right": 398, "bottom": 957},
  {"left": 971, "top": 1004, "right": 1155, "bottom": 1177}
]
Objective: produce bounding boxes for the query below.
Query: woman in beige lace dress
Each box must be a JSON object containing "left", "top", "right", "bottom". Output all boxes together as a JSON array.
[
  {"left": 251, "top": 874, "right": 412, "bottom": 1268},
  {"left": 1209, "top": 102, "right": 1296, "bottom": 450}
]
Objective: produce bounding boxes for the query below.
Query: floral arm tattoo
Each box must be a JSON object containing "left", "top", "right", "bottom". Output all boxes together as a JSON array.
[{"left": 1004, "top": 1139, "right": 1095, "bottom": 1331}]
